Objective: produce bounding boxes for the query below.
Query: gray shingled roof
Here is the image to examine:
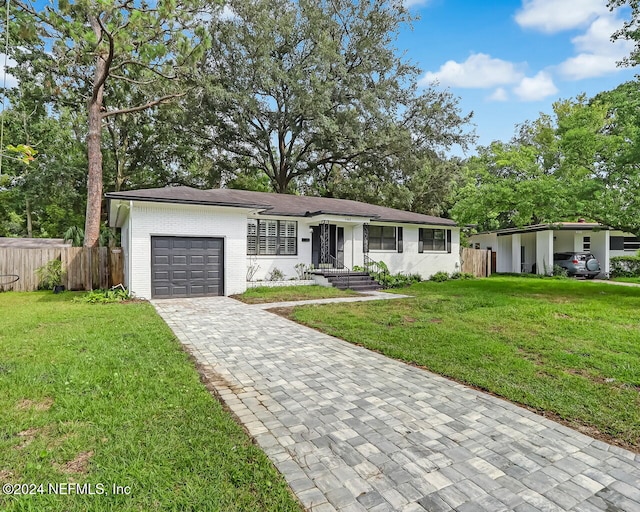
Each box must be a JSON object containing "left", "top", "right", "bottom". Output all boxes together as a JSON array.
[{"left": 106, "top": 187, "right": 456, "bottom": 226}]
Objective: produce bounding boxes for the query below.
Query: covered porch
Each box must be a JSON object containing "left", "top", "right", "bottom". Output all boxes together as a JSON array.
[{"left": 494, "top": 226, "right": 610, "bottom": 276}]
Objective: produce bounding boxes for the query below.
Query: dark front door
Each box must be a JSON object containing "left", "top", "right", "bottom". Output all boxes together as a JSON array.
[
  {"left": 311, "top": 224, "right": 343, "bottom": 267},
  {"left": 151, "top": 236, "right": 224, "bottom": 298}
]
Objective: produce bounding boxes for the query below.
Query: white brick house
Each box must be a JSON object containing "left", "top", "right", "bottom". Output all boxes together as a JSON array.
[{"left": 107, "top": 187, "right": 461, "bottom": 299}]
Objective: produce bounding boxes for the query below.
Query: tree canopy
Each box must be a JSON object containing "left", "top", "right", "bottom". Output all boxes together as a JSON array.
[
  {"left": 453, "top": 83, "right": 640, "bottom": 236},
  {"left": 12, "top": 0, "right": 216, "bottom": 246},
  {"left": 192, "top": 0, "right": 473, "bottom": 206}
]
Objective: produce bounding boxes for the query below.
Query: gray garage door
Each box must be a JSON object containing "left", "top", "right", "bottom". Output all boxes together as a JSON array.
[{"left": 151, "top": 237, "right": 224, "bottom": 298}]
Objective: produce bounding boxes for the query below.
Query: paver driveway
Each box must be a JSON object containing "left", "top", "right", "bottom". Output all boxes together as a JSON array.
[{"left": 154, "top": 297, "right": 640, "bottom": 512}]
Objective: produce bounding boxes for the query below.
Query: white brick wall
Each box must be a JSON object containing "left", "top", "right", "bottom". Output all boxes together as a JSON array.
[
  {"left": 121, "top": 201, "right": 461, "bottom": 297},
  {"left": 362, "top": 224, "right": 461, "bottom": 278},
  {"left": 127, "top": 202, "right": 249, "bottom": 298}
]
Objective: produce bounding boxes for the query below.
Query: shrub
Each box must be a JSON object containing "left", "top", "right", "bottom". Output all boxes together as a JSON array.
[
  {"left": 450, "top": 272, "right": 476, "bottom": 280},
  {"left": 35, "top": 259, "right": 66, "bottom": 290},
  {"left": 610, "top": 256, "right": 640, "bottom": 278},
  {"left": 267, "top": 267, "right": 285, "bottom": 281},
  {"left": 74, "top": 287, "right": 132, "bottom": 304},
  {"left": 430, "top": 271, "right": 450, "bottom": 282},
  {"left": 294, "top": 263, "right": 311, "bottom": 280},
  {"left": 552, "top": 264, "right": 569, "bottom": 278}
]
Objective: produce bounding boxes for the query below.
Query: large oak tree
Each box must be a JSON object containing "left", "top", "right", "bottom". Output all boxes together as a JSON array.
[{"left": 194, "top": 0, "right": 473, "bottom": 198}]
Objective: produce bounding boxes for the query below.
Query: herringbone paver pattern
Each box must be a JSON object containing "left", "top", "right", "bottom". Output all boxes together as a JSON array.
[{"left": 154, "top": 297, "right": 640, "bottom": 512}]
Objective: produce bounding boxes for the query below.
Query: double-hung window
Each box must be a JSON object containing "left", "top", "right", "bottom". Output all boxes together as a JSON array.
[
  {"left": 368, "top": 226, "right": 397, "bottom": 251},
  {"left": 419, "top": 228, "right": 449, "bottom": 252},
  {"left": 247, "top": 219, "right": 297, "bottom": 255}
]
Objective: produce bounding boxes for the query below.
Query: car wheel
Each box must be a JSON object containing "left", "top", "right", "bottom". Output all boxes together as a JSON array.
[{"left": 586, "top": 259, "right": 599, "bottom": 272}]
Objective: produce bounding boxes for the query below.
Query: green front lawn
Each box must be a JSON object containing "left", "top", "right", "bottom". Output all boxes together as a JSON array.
[
  {"left": 289, "top": 277, "right": 640, "bottom": 450},
  {"left": 0, "top": 292, "right": 301, "bottom": 512},
  {"left": 233, "top": 284, "right": 360, "bottom": 304},
  {"left": 611, "top": 277, "right": 640, "bottom": 284}
]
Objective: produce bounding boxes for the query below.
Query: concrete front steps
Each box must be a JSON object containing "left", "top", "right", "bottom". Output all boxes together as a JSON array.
[{"left": 311, "top": 270, "right": 382, "bottom": 291}]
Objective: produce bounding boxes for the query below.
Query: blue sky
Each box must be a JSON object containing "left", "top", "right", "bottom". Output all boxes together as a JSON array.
[{"left": 399, "top": 0, "right": 637, "bottom": 153}]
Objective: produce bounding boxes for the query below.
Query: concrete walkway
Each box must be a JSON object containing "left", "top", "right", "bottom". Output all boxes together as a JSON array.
[{"left": 154, "top": 297, "right": 640, "bottom": 512}]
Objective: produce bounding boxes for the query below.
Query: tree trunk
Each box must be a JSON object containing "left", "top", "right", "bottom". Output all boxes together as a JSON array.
[
  {"left": 84, "top": 20, "right": 108, "bottom": 249},
  {"left": 25, "top": 198, "right": 32, "bottom": 237}
]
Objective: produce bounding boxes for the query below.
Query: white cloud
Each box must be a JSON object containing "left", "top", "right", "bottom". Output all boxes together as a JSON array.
[
  {"left": 487, "top": 88, "right": 509, "bottom": 102},
  {"left": 419, "top": 53, "right": 524, "bottom": 88},
  {"left": 515, "top": 0, "right": 608, "bottom": 33},
  {"left": 558, "top": 14, "right": 634, "bottom": 79},
  {"left": 513, "top": 71, "right": 558, "bottom": 101},
  {"left": 0, "top": 54, "right": 17, "bottom": 90}
]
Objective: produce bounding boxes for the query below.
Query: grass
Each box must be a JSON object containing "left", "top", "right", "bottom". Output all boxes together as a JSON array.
[
  {"left": 0, "top": 291, "right": 301, "bottom": 512},
  {"left": 611, "top": 276, "right": 640, "bottom": 284},
  {"left": 232, "top": 284, "right": 360, "bottom": 304},
  {"left": 288, "top": 277, "right": 640, "bottom": 450}
]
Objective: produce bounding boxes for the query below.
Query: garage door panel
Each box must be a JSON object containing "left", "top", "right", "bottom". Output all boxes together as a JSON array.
[
  {"left": 190, "top": 255, "right": 205, "bottom": 265},
  {"left": 172, "top": 255, "right": 188, "bottom": 265},
  {"left": 151, "top": 236, "right": 224, "bottom": 299},
  {"left": 172, "top": 270, "right": 188, "bottom": 280}
]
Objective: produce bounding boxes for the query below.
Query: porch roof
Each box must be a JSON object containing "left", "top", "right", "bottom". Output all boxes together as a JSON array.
[
  {"left": 106, "top": 187, "right": 456, "bottom": 226},
  {"left": 486, "top": 222, "right": 609, "bottom": 237}
]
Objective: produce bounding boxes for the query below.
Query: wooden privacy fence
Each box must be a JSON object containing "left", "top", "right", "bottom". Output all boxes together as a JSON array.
[
  {"left": 0, "top": 247, "right": 124, "bottom": 292},
  {"left": 461, "top": 247, "right": 492, "bottom": 278}
]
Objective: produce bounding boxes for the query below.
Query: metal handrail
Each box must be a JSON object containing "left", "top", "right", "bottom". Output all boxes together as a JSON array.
[
  {"left": 363, "top": 255, "right": 388, "bottom": 282},
  {"left": 326, "top": 255, "right": 351, "bottom": 290}
]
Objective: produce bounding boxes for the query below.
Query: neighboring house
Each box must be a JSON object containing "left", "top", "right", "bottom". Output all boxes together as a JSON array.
[
  {"left": 106, "top": 187, "right": 461, "bottom": 299},
  {"left": 468, "top": 221, "right": 640, "bottom": 277}
]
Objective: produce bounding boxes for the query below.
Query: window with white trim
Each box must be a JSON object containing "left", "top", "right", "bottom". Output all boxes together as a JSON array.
[
  {"left": 247, "top": 219, "right": 297, "bottom": 255},
  {"left": 419, "top": 228, "right": 448, "bottom": 252},
  {"left": 368, "top": 225, "right": 396, "bottom": 251}
]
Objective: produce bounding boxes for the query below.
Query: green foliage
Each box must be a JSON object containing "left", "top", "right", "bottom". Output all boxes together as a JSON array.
[
  {"left": 450, "top": 272, "right": 475, "bottom": 280},
  {"left": 294, "top": 263, "right": 311, "bottom": 280},
  {"left": 266, "top": 268, "right": 285, "bottom": 281},
  {"left": 74, "top": 287, "right": 132, "bottom": 304},
  {"left": 452, "top": 87, "right": 640, "bottom": 237},
  {"left": 373, "top": 272, "right": 421, "bottom": 289},
  {"left": 430, "top": 271, "right": 450, "bottom": 282},
  {"left": 552, "top": 265, "right": 569, "bottom": 278},
  {"left": 197, "top": 0, "right": 473, "bottom": 196},
  {"left": 63, "top": 225, "right": 84, "bottom": 247},
  {"left": 35, "top": 259, "right": 65, "bottom": 290},
  {"left": 610, "top": 256, "right": 640, "bottom": 278}
]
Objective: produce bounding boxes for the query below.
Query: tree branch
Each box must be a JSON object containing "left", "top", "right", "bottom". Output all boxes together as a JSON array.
[{"left": 101, "top": 92, "right": 187, "bottom": 118}]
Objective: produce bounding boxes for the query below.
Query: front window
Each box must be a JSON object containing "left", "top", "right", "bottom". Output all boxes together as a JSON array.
[
  {"left": 247, "top": 219, "right": 297, "bottom": 255},
  {"left": 368, "top": 225, "right": 396, "bottom": 251},
  {"left": 419, "top": 228, "right": 447, "bottom": 252}
]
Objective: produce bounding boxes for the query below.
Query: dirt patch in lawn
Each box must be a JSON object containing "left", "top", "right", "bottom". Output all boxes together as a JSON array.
[
  {"left": 0, "top": 470, "right": 14, "bottom": 482},
  {"left": 16, "top": 397, "right": 54, "bottom": 411},
  {"left": 54, "top": 451, "right": 94, "bottom": 475}
]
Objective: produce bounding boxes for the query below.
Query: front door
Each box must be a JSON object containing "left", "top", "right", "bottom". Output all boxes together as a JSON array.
[{"left": 311, "top": 224, "right": 344, "bottom": 268}]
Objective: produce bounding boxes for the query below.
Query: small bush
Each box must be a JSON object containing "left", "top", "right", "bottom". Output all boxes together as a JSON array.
[
  {"left": 294, "top": 263, "right": 311, "bottom": 280},
  {"left": 74, "top": 287, "right": 132, "bottom": 304},
  {"left": 450, "top": 272, "right": 476, "bottom": 280},
  {"left": 267, "top": 267, "right": 285, "bottom": 281},
  {"left": 35, "top": 259, "right": 66, "bottom": 290},
  {"left": 430, "top": 271, "right": 450, "bottom": 282},
  {"left": 552, "top": 264, "right": 569, "bottom": 278},
  {"left": 610, "top": 256, "right": 640, "bottom": 278}
]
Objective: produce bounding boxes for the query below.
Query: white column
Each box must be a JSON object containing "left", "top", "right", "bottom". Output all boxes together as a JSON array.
[
  {"left": 511, "top": 233, "right": 522, "bottom": 273},
  {"left": 536, "top": 230, "right": 554, "bottom": 275},
  {"left": 590, "top": 230, "right": 610, "bottom": 277}
]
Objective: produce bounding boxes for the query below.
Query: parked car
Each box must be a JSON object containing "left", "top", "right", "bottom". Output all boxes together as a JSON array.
[{"left": 553, "top": 252, "right": 600, "bottom": 279}]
